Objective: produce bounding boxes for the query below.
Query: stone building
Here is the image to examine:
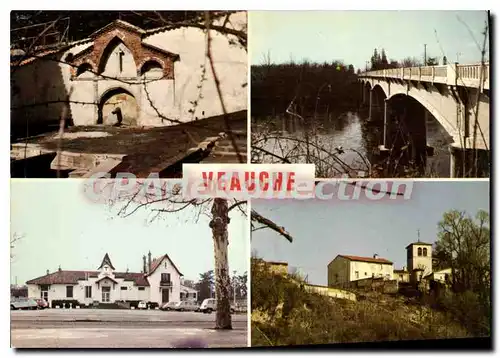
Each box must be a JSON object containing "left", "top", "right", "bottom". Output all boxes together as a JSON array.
[
  {"left": 405, "top": 241, "right": 433, "bottom": 283},
  {"left": 10, "top": 12, "right": 248, "bottom": 178},
  {"left": 327, "top": 254, "right": 394, "bottom": 287},
  {"left": 26, "top": 252, "right": 196, "bottom": 308},
  {"left": 11, "top": 12, "right": 247, "bottom": 131}
]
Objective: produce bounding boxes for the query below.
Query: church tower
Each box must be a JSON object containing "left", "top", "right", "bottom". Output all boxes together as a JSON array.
[{"left": 406, "top": 230, "right": 433, "bottom": 282}]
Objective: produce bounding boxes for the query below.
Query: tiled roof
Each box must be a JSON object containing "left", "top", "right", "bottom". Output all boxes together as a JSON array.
[
  {"left": 405, "top": 242, "right": 433, "bottom": 249},
  {"left": 115, "top": 272, "right": 150, "bottom": 286},
  {"left": 26, "top": 270, "right": 149, "bottom": 286},
  {"left": 339, "top": 255, "right": 393, "bottom": 265},
  {"left": 148, "top": 254, "right": 183, "bottom": 277},
  {"left": 10, "top": 48, "right": 64, "bottom": 67},
  {"left": 89, "top": 19, "right": 146, "bottom": 38}
]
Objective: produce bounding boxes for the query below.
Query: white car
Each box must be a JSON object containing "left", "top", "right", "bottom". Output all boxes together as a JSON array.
[
  {"left": 174, "top": 301, "right": 199, "bottom": 312},
  {"left": 199, "top": 298, "right": 235, "bottom": 314},
  {"left": 11, "top": 297, "right": 38, "bottom": 310},
  {"left": 137, "top": 301, "right": 148, "bottom": 310},
  {"left": 161, "top": 301, "right": 179, "bottom": 311}
]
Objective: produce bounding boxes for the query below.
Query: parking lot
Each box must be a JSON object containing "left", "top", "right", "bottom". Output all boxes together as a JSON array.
[{"left": 11, "top": 309, "right": 248, "bottom": 348}]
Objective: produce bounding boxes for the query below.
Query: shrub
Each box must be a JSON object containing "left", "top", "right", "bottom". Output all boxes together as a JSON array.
[{"left": 251, "top": 258, "right": 470, "bottom": 346}]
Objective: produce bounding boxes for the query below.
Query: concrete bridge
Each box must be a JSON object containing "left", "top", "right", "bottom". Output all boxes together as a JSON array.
[{"left": 359, "top": 63, "right": 490, "bottom": 177}]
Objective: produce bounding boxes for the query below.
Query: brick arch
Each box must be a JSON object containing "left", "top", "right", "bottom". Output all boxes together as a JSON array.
[
  {"left": 138, "top": 57, "right": 166, "bottom": 76},
  {"left": 70, "top": 24, "right": 177, "bottom": 80},
  {"left": 96, "top": 35, "right": 138, "bottom": 74}
]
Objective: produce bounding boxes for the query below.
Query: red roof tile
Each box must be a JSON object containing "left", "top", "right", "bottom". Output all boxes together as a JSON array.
[
  {"left": 147, "top": 254, "right": 183, "bottom": 277},
  {"left": 339, "top": 255, "right": 393, "bottom": 265},
  {"left": 26, "top": 270, "right": 149, "bottom": 286}
]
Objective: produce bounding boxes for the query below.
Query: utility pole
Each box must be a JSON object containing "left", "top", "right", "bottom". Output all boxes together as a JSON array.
[
  {"left": 417, "top": 229, "right": 421, "bottom": 242},
  {"left": 424, "top": 44, "right": 427, "bottom": 66}
]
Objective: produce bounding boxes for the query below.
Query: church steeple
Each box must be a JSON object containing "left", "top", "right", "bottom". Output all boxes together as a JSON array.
[{"left": 97, "top": 253, "right": 116, "bottom": 271}]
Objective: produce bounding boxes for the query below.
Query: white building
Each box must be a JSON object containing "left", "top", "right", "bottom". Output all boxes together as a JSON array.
[
  {"left": 327, "top": 254, "right": 394, "bottom": 287},
  {"left": 26, "top": 252, "right": 197, "bottom": 307},
  {"left": 11, "top": 12, "right": 247, "bottom": 130}
]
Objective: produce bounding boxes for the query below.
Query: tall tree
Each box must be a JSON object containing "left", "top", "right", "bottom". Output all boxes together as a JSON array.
[
  {"left": 380, "top": 48, "right": 389, "bottom": 69},
  {"left": 370, "top": 48, "right": 380, "bottom": 70},
  {"left": 426, "top": 57, "right": 438, "bottom": 66},
  {"left": 209, "top": 198, "right": 233, "bottom": 329},
  {"left": 196, "top": 270, "right": 214, "bottom": 301},
  {"left": 434, "top": 209, "right": 490, "bottom": 293}
]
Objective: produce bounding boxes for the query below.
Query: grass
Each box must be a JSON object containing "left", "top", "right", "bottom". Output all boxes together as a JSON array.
[{"left": 251, "top": 259, "right": 470, "bottom": 347}]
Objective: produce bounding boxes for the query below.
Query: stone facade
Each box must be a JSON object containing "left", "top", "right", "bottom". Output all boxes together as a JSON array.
[{"left": 11, "top": 12, "right": 247, "bottom": 130}]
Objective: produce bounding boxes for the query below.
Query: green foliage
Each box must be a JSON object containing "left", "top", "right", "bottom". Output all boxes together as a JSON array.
[
  {"left": 432, "top": 209, "right": 491, "bottom": 337},
  {"left": 251, "top": 60, "right": 360, "bottom": 117},
  {"left": 251, "top": 258, "right": 469, "bottom": 346}
]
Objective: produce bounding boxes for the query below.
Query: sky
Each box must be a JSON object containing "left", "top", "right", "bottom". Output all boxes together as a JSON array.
[
  {"left": 250, "top": 11, "right": 490, "bottom": 69},
  {"left": 10, "top": 180, "right": 248, "bottom": 285},
  {"left": 251, "top": 181, "right": 490, "bottom": 286}
]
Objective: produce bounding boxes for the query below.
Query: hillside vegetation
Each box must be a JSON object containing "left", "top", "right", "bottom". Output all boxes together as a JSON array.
[{"left": 251, "top": 259, "right": 472, "bottom": 346}]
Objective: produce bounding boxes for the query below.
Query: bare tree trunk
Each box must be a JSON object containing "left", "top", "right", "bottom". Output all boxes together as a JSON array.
[{"left": 209, "top": 198, "right": 232, "bottom": 330}]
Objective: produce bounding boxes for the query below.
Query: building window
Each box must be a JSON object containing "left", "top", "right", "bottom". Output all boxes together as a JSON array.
[
  {"left": 355, "top": 271, "right": 359, "bottom": 279},
  {"left": 161, "top": 273, "right": 171, "bottom": 283},
  {"left": 335, "top": 274, "right": 338, "bottom": 282},
  {"left": 364, "top": 272, "right": 367, "bottom": 276},
  {"left": 66, "top": 286, "right": 73, "bottom": 298},
  {"left": 418, "top": 247, "right": 422, "bottom": 256},
  {"left": 138, "top": 287, "right": 145, "bottom": 291},
  {"left": 121, "top": 286, "right": 127, "bottom": 291},
  {"left": 85, "top": 286, "right": 92, "bottom": 298},
  {"left": 423, "top": 248, "right": 428, "bottom": 257}
]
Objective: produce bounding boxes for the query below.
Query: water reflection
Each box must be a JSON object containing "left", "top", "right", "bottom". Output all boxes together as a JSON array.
[{"left": 252, "top": 111, "right": 452, "bottom": 178}]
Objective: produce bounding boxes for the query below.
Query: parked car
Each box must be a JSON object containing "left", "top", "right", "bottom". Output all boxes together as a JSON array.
[
  {"left": 35, "top": 298, "right": 49, "bottom": 309},
  {"left": 161, "top": 301, "right": 179, "bottom": 311},
  {"left": 174, "top": 301, "right": 199, "bottom": 312},
  {"left": 11, "top": 297, "right": 38, "bottom": 310},
  {"left": 137, "top": 301, "right": 148, "bottom": 310},
  {"left": 199, "top": 299, "right": 235, "bottom": 314}
]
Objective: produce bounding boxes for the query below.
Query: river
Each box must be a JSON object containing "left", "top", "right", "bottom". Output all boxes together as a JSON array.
[{"left": 251, "top": 111, "right": 452, "bottom": 178}]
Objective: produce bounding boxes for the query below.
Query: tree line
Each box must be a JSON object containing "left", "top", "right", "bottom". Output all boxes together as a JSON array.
[
  {"left": 184, "top": 270, "right": 248, "bottom": 303},
  {"left": 251, "top": 58, "right": 360, "bottom": 118},
  {"left": 367, "top": 48, "right": 445, "bottom": 71}
]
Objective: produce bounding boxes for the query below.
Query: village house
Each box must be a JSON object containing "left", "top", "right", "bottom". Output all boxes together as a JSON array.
[
  {"left": 394, "top": 267, "right": 410, "bottom": 283},
  {"left": 26, "top": 252, "right": 197, "bottom": 308},
  {"left": 327, "top": 254, "right": 394, "bottom": 287}
]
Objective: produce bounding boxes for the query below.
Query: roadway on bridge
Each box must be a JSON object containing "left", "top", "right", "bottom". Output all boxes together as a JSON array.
[{"left": 11, "top": 309, "right": 248, "bottom": 348}]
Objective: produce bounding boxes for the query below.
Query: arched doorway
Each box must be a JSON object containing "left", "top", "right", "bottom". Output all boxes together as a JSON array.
[{"left": 98, "top": 88, "right": 138, "bottom": 126}]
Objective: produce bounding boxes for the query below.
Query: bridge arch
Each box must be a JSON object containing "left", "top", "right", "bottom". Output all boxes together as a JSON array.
[{"left": 386, "top": 91, "right": 456, "bottom": 140}]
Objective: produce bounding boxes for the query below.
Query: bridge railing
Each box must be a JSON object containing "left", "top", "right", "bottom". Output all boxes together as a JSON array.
[{"left": 360, "top": 63, "right": 489, "bottom": 90}]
